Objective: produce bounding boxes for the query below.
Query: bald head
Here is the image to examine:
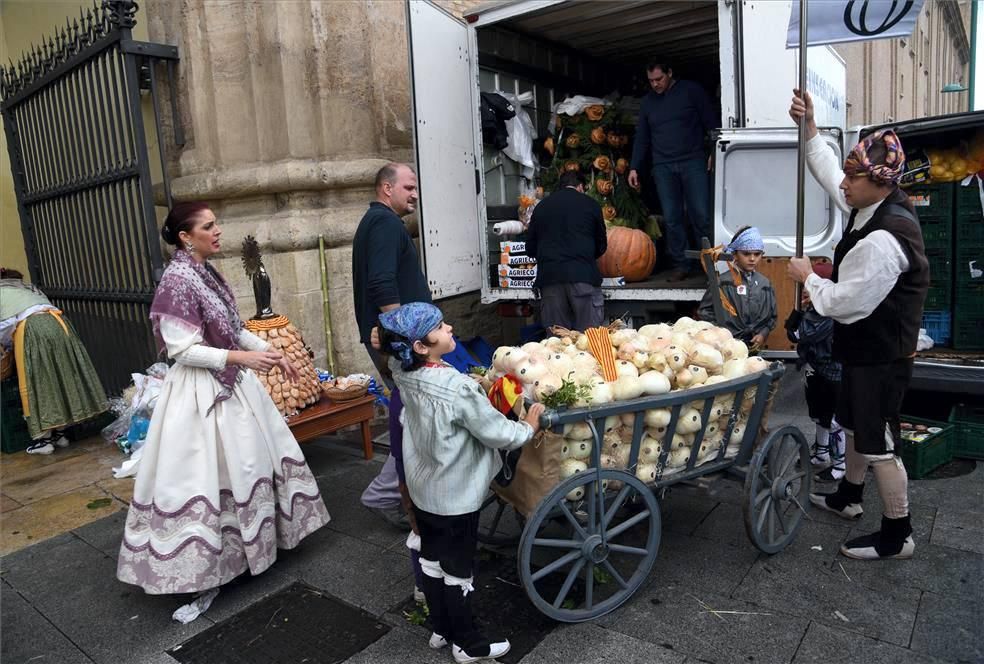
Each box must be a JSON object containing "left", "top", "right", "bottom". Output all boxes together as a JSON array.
[{"left": 374, "top": 162, "right": 418, "bottom": 216}]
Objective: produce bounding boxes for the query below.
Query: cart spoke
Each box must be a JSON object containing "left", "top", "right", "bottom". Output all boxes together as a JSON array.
[
  {"left": 756, "top": 496, "right": 771, "bottom": 534},
  {"left": 772, "top": 498, "right": 787, "bottom": 535},
  {"left": 755, "top": 488, "right": 770, "bottom": 507},
  {"left": 777, "top": 440, "right": 799, "bottom": 478},
  {"left": 488, "top": 500, "right": 507, "bottom": 537},
  {"left": 608, "top": 543, "right": 649, "bottom": 556},
  {"left": 587, "top": 480, "right": 597, "bottom": 535},
  {"left": 531, "top": 550, "right": 582, "bottom": 583},
  {"left": 533, "top": 538, "right": 582, "bottom": 549},
  {"left": 584, "top": 561, "right": 594, "bottom": 610},
  {"left": 558, "top": 499, "right": 588, "bottom": 540},
  {"left": 768, "top": 500, "right": 776, "bottom": 541},
  {"left": 759, "top": 468, "right": 772, "bottom": 487},
  {"left": 552, "top": 558, "right": 585, "bottom": 609},
  {"left": 606, "top": 509, "right": 650, "bottom": 540},
  {"left": 603, "top": 485, "right": 631, "bottom": 529},
  {"left": 788, "top": 470, "right": 807, "bottom": 482},
  {"left": 602, "top": 559, "right": 629, "bottom": 589}
]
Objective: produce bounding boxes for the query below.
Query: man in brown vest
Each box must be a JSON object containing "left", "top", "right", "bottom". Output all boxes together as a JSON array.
[{"left": 786, "top": 90, "right": 929, "bottom": 561}]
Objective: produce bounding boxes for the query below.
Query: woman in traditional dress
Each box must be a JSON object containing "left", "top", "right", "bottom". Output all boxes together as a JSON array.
[
  {"left": 0, "top": 268, "right": 108, "bottom": 453},
  {"left": 116, "top": 203, "right": 330, "bottom": 622}
]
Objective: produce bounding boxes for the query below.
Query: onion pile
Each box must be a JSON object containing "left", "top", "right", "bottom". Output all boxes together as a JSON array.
[{"left": 491, "top": 318, "right": 771, "bottom": 489}]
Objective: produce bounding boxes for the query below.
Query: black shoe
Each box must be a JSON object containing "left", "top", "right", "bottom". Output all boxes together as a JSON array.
[
  {"left": 841, "top": 514, "right": 915, "bottom": 560},
  {"left": 809, "top": 479, "right": 863, "bottom": 519}
]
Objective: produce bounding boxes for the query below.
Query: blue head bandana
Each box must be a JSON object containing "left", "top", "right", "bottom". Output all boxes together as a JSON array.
[
  {"left": 379, "top": 302, "right": 444, "bottom": 370},
  {"left": 727, "top": 227, "right": 764, "bottom": 253}
]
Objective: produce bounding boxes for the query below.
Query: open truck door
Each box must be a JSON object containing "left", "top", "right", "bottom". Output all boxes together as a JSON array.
[
  {"left": 407, "top": 1, "right": 483, "bottom": 299},
  {"left": 713, "top": 127, "right": 845, "bottom": 352}
]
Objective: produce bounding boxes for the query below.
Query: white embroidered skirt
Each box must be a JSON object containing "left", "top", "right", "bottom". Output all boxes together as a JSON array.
[{"left": 117, "top": 366, "right": 330, "bottom": 594}]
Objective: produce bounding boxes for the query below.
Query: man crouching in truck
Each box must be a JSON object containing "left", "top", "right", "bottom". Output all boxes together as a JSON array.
[
  {"left": 526, "top": 170, "right": 608, "bottom": 332},
  {"left": 787, "top": 90, "right": 929, "bottom": 561}
]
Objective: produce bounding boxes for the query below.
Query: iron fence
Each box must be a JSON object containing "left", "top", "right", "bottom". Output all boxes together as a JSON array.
[{"left": 1, "top": 0, "right": 180, "bottom": 394}]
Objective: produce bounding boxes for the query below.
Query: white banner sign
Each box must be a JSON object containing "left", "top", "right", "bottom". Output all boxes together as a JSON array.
[{"left": 787, "top": 0, "right": 926, "bottom": 48}]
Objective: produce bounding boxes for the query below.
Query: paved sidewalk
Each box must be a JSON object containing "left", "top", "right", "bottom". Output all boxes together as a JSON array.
[{"left": 2, "top": 369, "right": 982, "bottom": 663}]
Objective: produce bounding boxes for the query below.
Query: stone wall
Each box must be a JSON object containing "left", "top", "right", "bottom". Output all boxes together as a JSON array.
[{"left": 146, "top": 0, "right": 505, "bottom": 377}]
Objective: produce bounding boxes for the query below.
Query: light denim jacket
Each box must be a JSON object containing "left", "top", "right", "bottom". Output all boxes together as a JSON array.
[{"left": 390, "top": 358, "right": 534, "bottom": 516}]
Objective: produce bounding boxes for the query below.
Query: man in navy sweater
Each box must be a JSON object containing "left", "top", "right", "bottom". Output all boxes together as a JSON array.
[
  {"left": 352, "top": 162, "right": 431, "bottom": 529},
  {"left": 628, "top": 61, "right": 717, "bottom": 281}
]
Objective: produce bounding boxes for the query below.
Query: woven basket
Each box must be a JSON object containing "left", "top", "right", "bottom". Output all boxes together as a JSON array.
[
  {"left": 322, "top": 380, "right": 369, "bottom": 402},
  {"left": 0, "top": 347, "right": 13, "bottom": 382}
]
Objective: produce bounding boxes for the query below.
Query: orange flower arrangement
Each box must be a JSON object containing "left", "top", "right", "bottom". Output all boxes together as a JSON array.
[
  {"left": 585, "top": 105, "right": 605, "bottom": 121},
  {"left": 595, "top": 179, "right": 613, "bottom": 196},
  {"left": 544, "top": 136, "right": 555, "bottom": 156},
  {"left": 615, "top": 158, "right": 629, "bottom": 175},
  {"left": 593, "top": 156, "right": 611, "bottom": 171},
  {"left": 590, "top": 127, "right": 607, "bottom": 145},
  {"left": 565, "top": 133, "right": 581, "bottom": 148},
  {"left": 602, "top": 205, "right": 617, "bottom": 221},
  {"left": 564, "top": 161, "right": 580, "bottom": 172},
  {"left": 519, "top": 194, "right": 536, "bottom": 210},
  {"left": 607, "top": 133, "right": 623, "bottom": 148}
]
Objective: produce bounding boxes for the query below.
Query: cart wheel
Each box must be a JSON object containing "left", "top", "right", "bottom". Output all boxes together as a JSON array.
[
  {"left": 743, "top": 425, "right": 811, "bottom": 554},
  {"left": 477, "top": 490, "right": 525, "bottom": 546},
  {"left": 518, "top": 469, "right": 660, "bottom": 622}
]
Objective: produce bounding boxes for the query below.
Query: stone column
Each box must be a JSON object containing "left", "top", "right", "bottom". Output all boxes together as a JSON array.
[{"left": 146, "top": 0, "right": 417, "bottom": 375}]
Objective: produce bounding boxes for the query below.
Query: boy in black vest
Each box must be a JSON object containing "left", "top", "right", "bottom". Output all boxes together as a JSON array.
[{"left": 787, "top": 91, "right": 929, "bottom": 561}]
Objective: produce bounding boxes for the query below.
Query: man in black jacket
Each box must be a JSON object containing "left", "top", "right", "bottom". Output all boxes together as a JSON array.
[
  {"left": 352, "top": 162, "right": 431, "bottom": 529},
  {"left": 527, "top": 171, "right": 608, "bottom": 331}
]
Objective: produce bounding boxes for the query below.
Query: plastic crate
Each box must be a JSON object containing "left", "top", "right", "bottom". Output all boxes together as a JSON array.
[
  {"left": 921, "top": 310, "right": 952, "bottom": 346},
  {"left": 899, "top": 415, "right": 953, "bottom": 479},
  {"left": 948, "top": 404, "right": 984, "bottom": 460},
  {"left": 924, "top": 283, "right": 952, "bottom": 310},
  {"left": 956, "top": 219, "right": 984, "bottom": 245},
  {"left": 952, "top": 314, "right": 984, "bottom": 351},
  {"left": 1, "top": 378, "right": 32, "bottom": 454},
  {"left": 955, "top": 180, "right": 983, "bottom": 221},
  {"left": 954, "top": 247, "right": 983, "bottom": 287},
  {"left": 954, "top": 281, "right": 984, "bottom": 314},
  {"left": 907, "top": 182, "right": 954, "bottom": 221},
  {"left": 920, "top": 219, "right": 952, "bottom": 250}
]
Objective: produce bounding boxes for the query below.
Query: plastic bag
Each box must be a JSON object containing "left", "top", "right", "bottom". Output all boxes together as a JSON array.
[
  {"left": 916, "top": 328, "right": 934, "bottom": 352},
  {"left": 498, "top": 91, "right": 537, "bottom": 179}
]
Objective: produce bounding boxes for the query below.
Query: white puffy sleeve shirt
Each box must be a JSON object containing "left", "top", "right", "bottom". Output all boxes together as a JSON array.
[
  {"left": 159, "top": 319, "right": 271, "bottom": 370},
  {"left": 802, "top": 134, "right": 910, "bottom": 325}
]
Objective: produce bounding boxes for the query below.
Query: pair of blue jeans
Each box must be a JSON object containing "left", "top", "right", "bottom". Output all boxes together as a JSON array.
[{"left": 651, "top": 156, "right": 711, "bottom": 270}]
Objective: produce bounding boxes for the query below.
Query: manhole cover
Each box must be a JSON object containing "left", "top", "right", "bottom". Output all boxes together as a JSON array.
[
  {"left": 394, "top": 549, "right": 558, "bottom": 664},
  {"left": 169, "top": 582, "right": 389, "bottom": 664}
]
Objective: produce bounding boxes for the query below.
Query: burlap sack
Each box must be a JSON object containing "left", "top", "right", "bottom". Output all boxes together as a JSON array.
[{"left": 492, "top": 429, "right": 565, "bottom": 519}]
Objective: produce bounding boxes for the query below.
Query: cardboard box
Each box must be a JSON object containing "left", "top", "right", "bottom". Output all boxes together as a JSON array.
[
  {"left": 498, "top": 277, "right": 535, "bottom": 289},
  {"left": 500, "top": 241, "right": 526, "bottom": 254},
  {"left": 499, "top": 253, "right": 537, "bottom": 265},
  {"left": 497, "top": 265, "right": 537, "bottom": 278}
]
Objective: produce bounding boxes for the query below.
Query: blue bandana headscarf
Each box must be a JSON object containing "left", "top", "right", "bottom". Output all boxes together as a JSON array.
[
  {"left": 727, "top": 227, "right": 764, "bottom": 253},
  {"left": 379, "top": 302, "right": 444, "bottom": 370}
]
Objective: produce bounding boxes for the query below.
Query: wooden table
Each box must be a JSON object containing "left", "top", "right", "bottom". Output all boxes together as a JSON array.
[{"left": 287, "top": 393, "right": 377, "bottom": 460}]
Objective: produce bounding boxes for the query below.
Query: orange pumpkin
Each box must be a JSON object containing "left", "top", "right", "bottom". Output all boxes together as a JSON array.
[
  {"left": 585, "top": 105, "right": 605, "bottom": 121},
  {"left": 591, "top": 127, "right": 607, "bottom": 145},
  {"left": 597, "top": 227, "right": 657, "bottom": 282}
]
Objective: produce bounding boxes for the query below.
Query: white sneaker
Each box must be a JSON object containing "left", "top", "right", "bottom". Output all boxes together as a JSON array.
[
  {"left": 26, "top": 441, "right": 54, "bottom": 455},
  {"left": 452, "top": 640, "right": 511, "bottom": 663},
  {"left": 428, "top": 633, "right": 448, "bottom": 649},
  {"left": 52, "top": 435, "right": 70, "bottom": 448}
]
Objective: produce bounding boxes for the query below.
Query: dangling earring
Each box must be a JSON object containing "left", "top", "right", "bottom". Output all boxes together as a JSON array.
[{"left": 185, "top": 242, "right": 196, "bottom": 254}]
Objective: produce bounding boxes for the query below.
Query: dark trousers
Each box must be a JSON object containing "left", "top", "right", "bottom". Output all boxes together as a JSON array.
[
  {"left": 651, "top": 156, "right": 711, "bottom": 269},
  {"left": 836, "top": 359, "right": 913, "bottom": 455},
  {"left": 416, "top": 508, "right": 490, "bottom": 651},
  {"left": 805, "top": 371, "right": 839, "bottom": 428},
  {"left": 539, "top": 282, "right": 605, "bottom": 332}
]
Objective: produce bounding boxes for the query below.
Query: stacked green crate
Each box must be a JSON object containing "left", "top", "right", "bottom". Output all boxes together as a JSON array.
[
  {"left": 1, "top": 378, "right": 32, "bottom": 454},
  {"left": 953, "top": 180, "right": 983, "bottom": 350},
  {"left": 908, "top": 183, "right": 955, "bottom": 310}
]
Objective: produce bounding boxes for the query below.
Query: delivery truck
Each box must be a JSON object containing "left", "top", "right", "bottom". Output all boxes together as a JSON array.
[{"left": 405, "top": 0, "right": 983, "bottom": 393}]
